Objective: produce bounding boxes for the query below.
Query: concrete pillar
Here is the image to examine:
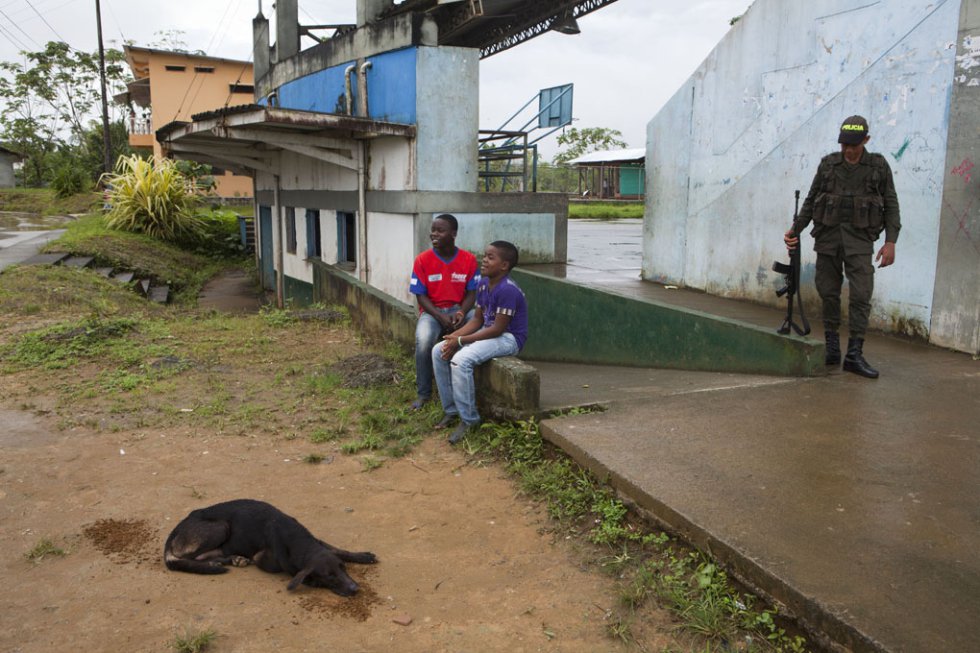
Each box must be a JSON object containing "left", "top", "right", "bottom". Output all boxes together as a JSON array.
[
  {"left": 275, "top": 0, "right": 299, "bottom": 62},
  {"left": 357, "top": 0, "right": 394, "bottom": 27},
  {"left": 252, "top": 12, "right": 270, "bottom": 84},
  {"left": 930, "top": 0, "right": 980, "bottom": 354}
]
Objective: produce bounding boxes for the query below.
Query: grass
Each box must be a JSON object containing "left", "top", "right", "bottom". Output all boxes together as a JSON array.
[
  {"left": 568, "top": 201, "right": 643, "bottom": 220},
  {"left": 0, "top": 188, "right": 101, "bottom": 215},
  {"left": 40, "top": 213, "right": 242, "bottom": 303},
  {"left": 25, "top": 537, "right": 67, "bottom": 563},
  {"left": 170, "top": 628, "right": 217, "bottom": 653},
  {"left": 463, "top": 419, "right": 813, "bottom": 653}
]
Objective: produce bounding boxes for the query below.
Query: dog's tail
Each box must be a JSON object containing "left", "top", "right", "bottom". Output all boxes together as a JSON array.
[{"left": 164, "top": 553, "right": 229, "bottom": 575}]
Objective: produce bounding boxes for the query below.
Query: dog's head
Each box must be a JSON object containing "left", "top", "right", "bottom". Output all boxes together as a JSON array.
[{"left": 287, "top": 551, "right": 360, "bottom": 596}]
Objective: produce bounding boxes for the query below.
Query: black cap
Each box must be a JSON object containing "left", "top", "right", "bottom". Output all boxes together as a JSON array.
[{"left": 838, "top": 115, "right": 869, "bottom": 145}]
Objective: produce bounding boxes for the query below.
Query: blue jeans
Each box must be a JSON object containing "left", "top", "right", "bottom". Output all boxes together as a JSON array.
[
  {"left": 415, "top": 306, "right": 472, "bottom": 400},
  {"left": 431, "top": 332, "right": 519, "bottom": 425}
]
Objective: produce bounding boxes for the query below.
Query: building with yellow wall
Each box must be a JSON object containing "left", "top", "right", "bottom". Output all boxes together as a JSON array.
[{"left": 116, "top": 46, "right": 254, "bottom": 200}]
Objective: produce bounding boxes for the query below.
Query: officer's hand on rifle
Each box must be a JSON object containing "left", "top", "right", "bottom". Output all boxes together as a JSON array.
[
  {"left": 783, "top": 228, "right": 799, "bottom": 251},
  {"left": 875, "top": 241, "right": 896, "bottom": 267}
]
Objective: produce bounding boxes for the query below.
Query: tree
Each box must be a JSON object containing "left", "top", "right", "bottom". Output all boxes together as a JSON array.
[
  {"left": 0, "top": 41, "right": 129, "bottom": 186},
  {"left": 553, "top": 127, "right": 628, "bottom": 165}
]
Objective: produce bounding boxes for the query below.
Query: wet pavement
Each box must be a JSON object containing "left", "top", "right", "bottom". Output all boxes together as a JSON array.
[
  {"left": 530, "top": 219, "right": 980, "bottom": 653},
  {"left": 0, "top": 212, "right": 76, "bottom": 273}
]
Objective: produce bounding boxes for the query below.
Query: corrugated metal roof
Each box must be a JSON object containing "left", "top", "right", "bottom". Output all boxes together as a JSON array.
[{"left": 567, "top": 148, "right": 646, "bottom": 165}]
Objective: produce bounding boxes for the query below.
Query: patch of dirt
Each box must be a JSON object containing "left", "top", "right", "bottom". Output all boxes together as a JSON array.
[
  {"left": 0, "top": 406, "right": 677, "bottom": 653},
  {"left": 331, "top": 353, "right": 401, "bottom": 387},
  {"left": 82, "top": 518, "right": 157, "bottom": 566}
]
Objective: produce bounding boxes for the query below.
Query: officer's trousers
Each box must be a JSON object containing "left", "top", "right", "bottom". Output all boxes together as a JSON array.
[{"left": 815, "top": 247, "right": 874, "bottom": 338}]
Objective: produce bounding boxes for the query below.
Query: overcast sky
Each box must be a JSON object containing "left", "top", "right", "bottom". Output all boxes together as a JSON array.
[{"left": 0, "top": 0, "right": 750, "bottom": 159}]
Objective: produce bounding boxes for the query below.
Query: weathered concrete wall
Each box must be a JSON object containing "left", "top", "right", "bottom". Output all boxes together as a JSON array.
[
  {"left": 645, "top": 0, "right": 965, "bottom": 343},
  {"left": 0, "top": 153, "right": 16, "bottom": 188},
  {"left": 416, "top": 46, "right": 479, "bottom": 192},
  {"left": 512, "top": 268, "right": 824, "bottom": 377},
  {"left": 931, "top": 3, "right": 980, "bottom": 354}
]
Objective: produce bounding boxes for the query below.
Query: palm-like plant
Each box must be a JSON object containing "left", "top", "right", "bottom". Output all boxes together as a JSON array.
[{"left": 101, "top": 155, "right": 204, "bottom": 242}]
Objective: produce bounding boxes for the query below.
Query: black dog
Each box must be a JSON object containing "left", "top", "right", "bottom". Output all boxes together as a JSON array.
[{"left": 164, "top": 499, "right": 377, "bottom": 596}]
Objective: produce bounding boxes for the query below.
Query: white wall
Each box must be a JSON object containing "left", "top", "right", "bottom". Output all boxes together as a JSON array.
[
  {"left": 369, "top": 137, "right": 414, "bottom": 191},
  {"left": 645, "top": 0, "right": 962, "bottom": 336},
  {"left": 452, "top": 213, "right": 557, "bottom": 264},
  {"left": 368, "top": 211, "right": 416, "bottom": 303}
]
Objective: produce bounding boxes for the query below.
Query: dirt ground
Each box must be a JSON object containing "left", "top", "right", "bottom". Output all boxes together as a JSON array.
[
  {"left": 0, "top": 265, "right": 681, "bottom": 653},
  {"left": 0, "top": 395, "right": 681, "bottom": 653}
]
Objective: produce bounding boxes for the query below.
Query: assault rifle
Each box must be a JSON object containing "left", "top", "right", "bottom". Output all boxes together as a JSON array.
[{"left": 773, "top": 190, "right": 811, "bottom": 336}]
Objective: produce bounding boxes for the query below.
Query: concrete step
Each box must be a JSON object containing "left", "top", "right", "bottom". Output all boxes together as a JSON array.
[
  {"left": 94, "top": 267, "right": 114, "bottom": 278},
  {"left": 20, "top": 252, "right": 70, "bottom": 266},
  {"left": 136, "top": 278, "right": 150, "bottom": 297},
  {"left": 112, "top": 271, "right": 135, "bottom": 284},
  {"left": 62, "top": 256, "right": 94, "bottom": 269},
  {"left": 148, "top": 284, "right": 170, "bottom": 304}
]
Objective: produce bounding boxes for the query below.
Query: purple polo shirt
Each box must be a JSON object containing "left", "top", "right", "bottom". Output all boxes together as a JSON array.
[{"left": 476, "top": 274, "right": 528, "bottom": 350}]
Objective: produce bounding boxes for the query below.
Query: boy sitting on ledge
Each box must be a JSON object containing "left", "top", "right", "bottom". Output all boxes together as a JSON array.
[{"left": 432, "top": 240, "right": 528, "bottom": 444}]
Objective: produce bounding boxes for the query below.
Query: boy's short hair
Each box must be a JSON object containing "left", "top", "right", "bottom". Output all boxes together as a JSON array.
[
  {"left": 490, "top": 240, "right": 519, "bottom": 269},
  {"left": 433, "top": 213, "right": 458, "bottom": 232}
]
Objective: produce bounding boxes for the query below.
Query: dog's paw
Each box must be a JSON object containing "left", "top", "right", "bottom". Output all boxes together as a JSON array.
[
  {"left": 230, "top": 556, "right": 252, "bottom": 567},
  {"left": 355, "top": 552, "right": 378, "bottom": 564}
]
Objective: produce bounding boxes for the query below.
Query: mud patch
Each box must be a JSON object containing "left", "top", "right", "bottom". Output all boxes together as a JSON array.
[
  {"left": 82, "top": 518, "right": 157, "bottom": 566},
  {"left": 331, "top": 353, "right": 400, "bottom": 388},
  {"left": 298, "top": 584, "right": 382, "bottom": 622}
]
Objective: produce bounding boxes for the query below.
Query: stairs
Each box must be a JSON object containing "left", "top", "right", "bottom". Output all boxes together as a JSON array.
[
  {"left": 237, "top": 215, "right": 255, "bottom": 252},
  {"left": 21, "top": 253, "right": 171, "bottom": 304}
]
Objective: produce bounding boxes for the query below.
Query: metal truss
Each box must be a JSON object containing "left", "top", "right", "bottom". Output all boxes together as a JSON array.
[{"left": 477, "top": 0, "right": 621, "bottom": 58}]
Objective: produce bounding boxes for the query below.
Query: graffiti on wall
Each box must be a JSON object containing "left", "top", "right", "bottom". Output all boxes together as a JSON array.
[
  {"left": 947, "top": 158, "right": 978, "bottom": 256},
  {"left": 955, "top": 34, "right": 979, "bottom": 86}
]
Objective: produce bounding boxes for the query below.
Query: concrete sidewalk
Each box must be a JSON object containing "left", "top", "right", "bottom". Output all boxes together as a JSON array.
[
  {"left": 0, "top": 230, "right": 65, "bottom": 272},
  {"left": 527, "top": 221, "right": 979, "bottom": 652}
]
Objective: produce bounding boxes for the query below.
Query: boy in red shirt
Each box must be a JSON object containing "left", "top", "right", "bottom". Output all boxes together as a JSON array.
[{"left": 409, "top": 214, "right": 479, "bottom": 410}]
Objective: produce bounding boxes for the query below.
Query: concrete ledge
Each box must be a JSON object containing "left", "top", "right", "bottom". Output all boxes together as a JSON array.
[
  {"left": 311, "top": 260, "right": 540, "bottom": 419},
  {"left": 512, "top": 268, "right": 824, "bottom": 377}
]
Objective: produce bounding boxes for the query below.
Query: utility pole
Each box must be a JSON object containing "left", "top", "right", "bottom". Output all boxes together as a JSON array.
[{"left": 95, "top": 0, "right": 112, "bottom": 177}]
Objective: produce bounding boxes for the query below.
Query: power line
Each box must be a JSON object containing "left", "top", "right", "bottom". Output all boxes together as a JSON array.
[
  {"left": 0, "top": 21, "right": 32, "bottom": 51},
  {"left": 22, "top": 0, "right": 70, "bottom": 44},
  {"left": 0, "top": 7, "right": 41, "bottom": 48}
]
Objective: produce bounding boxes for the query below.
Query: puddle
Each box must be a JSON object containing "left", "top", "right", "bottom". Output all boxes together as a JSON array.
[{"left": 0, "top": 211, "right": 77, "bottom": 231}]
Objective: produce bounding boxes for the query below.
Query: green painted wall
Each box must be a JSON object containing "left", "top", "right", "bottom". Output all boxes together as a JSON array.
[
  {"left": 284, "top": 275, "right": 314, "bottom": 307},
  {"left": 619, "top": 164, "right": 645, "bottom": 196},
  {"left": 512, "top": 269, "right": 823, "bottom": 377}
]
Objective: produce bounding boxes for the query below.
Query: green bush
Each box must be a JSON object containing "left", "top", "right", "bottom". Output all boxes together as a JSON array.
[
  {"left": 101, "top": 155, "right": 204, "bottom": 243},
  {"left": 51, "top": 164, "right": 92, "bottom": 198}
]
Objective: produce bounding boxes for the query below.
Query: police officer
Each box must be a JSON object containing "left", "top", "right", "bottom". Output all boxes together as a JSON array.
[{"left": 784, "top": 115, "right": 901, "bottom": 378}]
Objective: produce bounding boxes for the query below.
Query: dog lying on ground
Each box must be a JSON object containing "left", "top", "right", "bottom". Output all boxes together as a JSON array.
[{"left": 164, "top": 499, "right": 377, "bottom": 596}]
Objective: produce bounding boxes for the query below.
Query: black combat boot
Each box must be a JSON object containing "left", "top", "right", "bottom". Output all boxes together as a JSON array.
[
  {"left": 825, "top": 331, "right": 841, "bottom": 366},
  {"left": 842, "top": 337, "right": 879, "bottom": 378}
]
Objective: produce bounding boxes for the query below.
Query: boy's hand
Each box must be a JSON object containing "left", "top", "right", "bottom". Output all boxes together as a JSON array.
[{"left": 439, "top": 335, "right": 460, "bottom": 360}]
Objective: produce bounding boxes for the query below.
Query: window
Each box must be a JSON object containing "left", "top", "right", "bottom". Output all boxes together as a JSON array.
[
  {"left": 285, "top": 208, "right": 297, "bottom": 254},
  {"left": 229, "top": 84, "right": 254, "bottom": 94},
  {"left": 337, "top": 212, "right": 356, "bottom": 265},
  {"left": 305, "top": 209, "right": 322, "bottom": 259},
  {"left": 194, "top": 66, "right": 215, "bottom": 73},
  {"left": 164, "top": 65, "right": 186, "bottom": 72}
]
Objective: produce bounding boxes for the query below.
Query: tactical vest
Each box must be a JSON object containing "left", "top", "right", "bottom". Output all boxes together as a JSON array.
[{"left": 811, "top": 152, "right": 887, "bottom": 234}]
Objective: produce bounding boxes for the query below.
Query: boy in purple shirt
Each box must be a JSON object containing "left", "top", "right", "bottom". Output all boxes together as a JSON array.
[{"left": 432, "top": 240, "right": 528, "bottom": 444}]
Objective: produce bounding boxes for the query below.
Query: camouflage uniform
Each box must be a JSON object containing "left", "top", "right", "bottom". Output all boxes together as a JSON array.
[{"left": 792, "top": 150, "right": 901, "bottom": 338}]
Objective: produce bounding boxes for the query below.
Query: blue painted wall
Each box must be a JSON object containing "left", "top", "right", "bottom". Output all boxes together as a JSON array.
[
  {"left": 277, "top": 61, "right": 353, "bottom": 114},
  {"left": 274, "top": 47, "right": 417, "bottom": 123}
]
